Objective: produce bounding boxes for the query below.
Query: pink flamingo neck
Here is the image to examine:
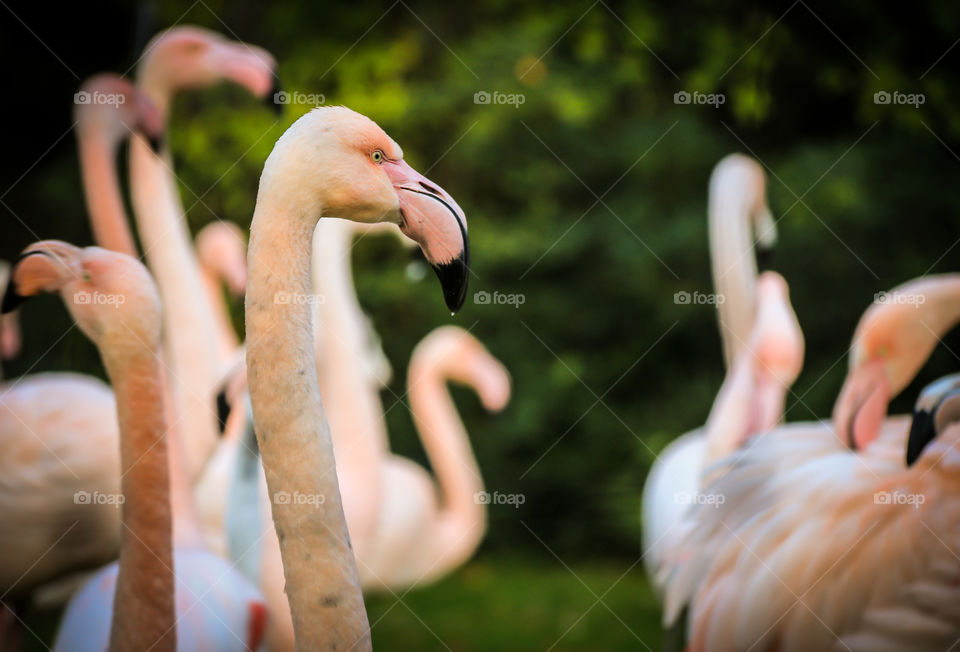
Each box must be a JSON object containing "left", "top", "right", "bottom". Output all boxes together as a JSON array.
[
  {"left": 407, "top": 354, "right": 486, "bottom": 563},
  {"left": 246, "top": 203, "right": 370, "bottom": 650},
  {"left": 78, "top": 129, "right": 138, "bottom": 258},
  {"left": 103, "top": 348, "right": 176, "bottom": 652}
]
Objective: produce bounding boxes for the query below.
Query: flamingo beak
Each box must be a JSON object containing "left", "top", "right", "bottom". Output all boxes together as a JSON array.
[
  {"left": 382, "top": 159, "right": 469, "bottom": 313},
  {"left": 832, "top": 361, "right": 888, "bottom": 450},
  {"left": 2, "top": 241, "right": 83, "bottom": 313},
  {"left": 906, "top": 376, "right": 960, "bottom": 465},
  {"left": 265, "top": 77, "right": 283, "bottom": 116}
]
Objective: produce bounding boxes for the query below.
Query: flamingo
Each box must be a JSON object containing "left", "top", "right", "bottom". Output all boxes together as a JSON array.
[
  {"left": 244, "top": 105, "right": 468, "bottom": 649},
  {"left": 642, "top": 154, "right": 803, "bottom": 584},
  {"left": 195, "top": 220, "right": 247, "bottom": 367},
  {"left": 130, "top": 26, "right": 277, "bottom": 483},
  {"left": 361, "top": 325, "right": 510, "bottom": 589},
  {"left": 4, "top": 241, "right": 267, "bottom": 652},
  {"left": 0, "top": 75, "right": 164, "bottom": 605},
  {"left": 659, "top": 369, "right": 960, "bottom": 651},
  {"left": 832, "top": 273, "right": 960, "bottom": 450}
]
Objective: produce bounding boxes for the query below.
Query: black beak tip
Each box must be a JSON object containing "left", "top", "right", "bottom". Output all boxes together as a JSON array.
[
  {"left": 906, "top": 409, "right": 936, "bottom": 466},
  {"left": 216, "top": 388, "right": 231, "bottom": 436},
  {"left": 433, "top": 252, "right": 469, "bottom": 314},
  {"left": 1, "top": 282, "right": 23, "bottom": 314},
  {"left": 266, "top": 77, "right": 284, "bottom": 116},
  {"left": 147, "top": 134, "right": 164, "bottom": 155}
]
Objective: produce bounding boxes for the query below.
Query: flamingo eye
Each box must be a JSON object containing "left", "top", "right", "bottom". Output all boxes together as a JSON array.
[{"left": 371, "top": 150, "right": 384, "bottom": 164}]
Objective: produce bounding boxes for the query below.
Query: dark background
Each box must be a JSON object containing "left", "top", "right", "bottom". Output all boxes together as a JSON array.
[{"left": 3, "top": 1, "right": 960, "bottom": 649}]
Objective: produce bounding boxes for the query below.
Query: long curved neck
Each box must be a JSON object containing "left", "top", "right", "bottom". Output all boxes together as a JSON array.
[
  {"left": 709, "top": 179, "right": 759, "bottom": 368},
  {"left": 103, "top": 349, "right": 176, "bottom": 652},
  {"left": 200, "top": 264, "right": 240, "bottom": 365},
  {"left": 246, "top": 199, "right": 370, "bottom": 650},
  {"left": 129, "top": 78, "right": 220, "bottom": 482},
  {"left": 408, "top": 358, "right": 485, "bottom": 532},
  {"left": 79, "top": 129, "right": 138, "bottom": 257}
]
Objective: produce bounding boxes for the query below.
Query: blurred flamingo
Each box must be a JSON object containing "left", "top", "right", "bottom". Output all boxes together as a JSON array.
[
  {"left": 660, "top": 366, "right": 960, "bottom": 651},
  {"left": 0, "top": 76, "right": 163, "bottom": 610},
  {"left": 643, "top": 154, "right": 803, "bottom": 584},
  {"left": 130, "top": 26, "right": 278, "bottom": 482},
  {"left": 3, "top": 241, "right": 267, "bottom": 651},
  {"left": 833, "top": 273, "right": 960, "bottom": 451},
  {"left": 195, "top": 220, "right": 247, "bottom": 367}
]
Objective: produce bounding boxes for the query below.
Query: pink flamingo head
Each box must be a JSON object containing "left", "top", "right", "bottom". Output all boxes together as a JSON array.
[
  {"left": 411, "top": 326, "right": 511, "bottom": 412},
  {"left": 3, "top": 241, "right": 161, "bottom": 354},
  {"left": 262, "top": 106, "right": 470, "bottom": 311},
  {"left": 138, "top": 26, "right": 277, "bottom": 104},
  {"left": 833, "top": 274, "right": 960, "bottom": 450},
  {"left": 196, "top": 221, "right": 247, "bottom": 296},
  {"left": 74, "top": 74, "right": 165, "bottom": 153}
]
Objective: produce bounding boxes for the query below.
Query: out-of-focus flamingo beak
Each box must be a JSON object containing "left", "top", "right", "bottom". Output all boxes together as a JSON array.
[
  {"left": 2, "top": 241, "right": 83, "bottom": 313},
  {"left": 382, "top": 159, "right": 469, "bottom": 313},
  {"left": 133, "top": 88, "right": 165, "bottom": 154},
  {"left": 906, "top": 374, "right": 960, "bottom": 465},
  {"left": 265, "top": 77, "right": 283, "bottom": 116},
  {"left": 832, "top": 361, "right": 888, "bottom": 450}
]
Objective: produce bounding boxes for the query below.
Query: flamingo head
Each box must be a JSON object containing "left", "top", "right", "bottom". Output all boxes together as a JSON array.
[
  {"left": 196, "top": 221, "right": 247, "bottom": 296},
  {"left": 262, "top": 106, "right": 469, "bottom": 312},
  {"left": 907, "top": 373, "right": 960, "bottom": 465},
  {"left": 138, "top": 26, "right": 278, "bottom": 111},
  {"left": 74, "top": 74, "right": 165, "bottom": 153},
  {"left": 2, "top": 241, "right": 161, "bottom": 357},
  {"left": 833, "top": 354, "right": 890, "bottom": 451},
  {"left": 410, "top": 326, "right": 511, "bottom": 412}
]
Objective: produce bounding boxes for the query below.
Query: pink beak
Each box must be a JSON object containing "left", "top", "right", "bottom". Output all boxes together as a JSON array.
[{"left": 382, "top": 159, "right": 469, "bottom": 313}]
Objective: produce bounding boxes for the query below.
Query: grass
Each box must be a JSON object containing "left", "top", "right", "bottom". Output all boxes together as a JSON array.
[{"left": 24, "top": 557, "right": 665, "bottom": 651}]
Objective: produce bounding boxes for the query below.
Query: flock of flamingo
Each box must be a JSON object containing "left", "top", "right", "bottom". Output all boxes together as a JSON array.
[{"left": 0, "top": 21, "right": 957, "bottom": 652}]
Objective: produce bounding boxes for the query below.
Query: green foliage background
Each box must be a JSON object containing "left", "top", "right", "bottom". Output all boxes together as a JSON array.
[{"left": 5, "top": 1, "right": 960, "bottom": 648}]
